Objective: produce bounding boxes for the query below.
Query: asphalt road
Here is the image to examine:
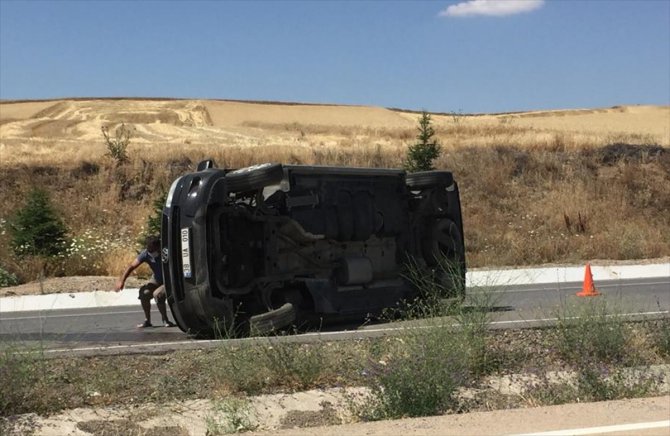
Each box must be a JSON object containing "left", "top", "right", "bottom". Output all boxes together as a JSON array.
[{"left": 1, "top": 277, "right": 668, "bottom": 356}]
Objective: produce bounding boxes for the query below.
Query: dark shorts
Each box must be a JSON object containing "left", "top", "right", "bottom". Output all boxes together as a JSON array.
[{"left": 138, "top": 279, "right": 166, "bottom": 302}]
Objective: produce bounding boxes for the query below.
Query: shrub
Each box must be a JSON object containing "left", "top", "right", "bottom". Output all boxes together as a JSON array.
[
  {"left": 0, "top": 345, "right": 51, "bottom": 416},
  {"left": 260, "top": 340, "right": 327, "bottom": 391},
  {"left": 142, "top": 189, "right": 167, "bottom": 244},
  {"left": 394, "top": 255, "right": 466, "bottom": 320},
  {"left": 209, "top": 337, "right": 332, "bottom": 394},
  {"left": 405, "top": 111, "right": 441, "bottom": 172},
  {"left": 351, "top": 252, "right": 502, "bottom": 420},
  {"left": 0, "top": 265, "right": 20, "bottom": 287},
  {"left": 355, "top": 284, "right": 496, "bottom": 420},
  {"left": 650, "top": 320, "right": 670, "bottom": 357},
  {"left": 9, "top": 188, "right": 67, "bottom": 260},
  {"left": 356, "top": 323, "right": 475, "bottom": 420},
  {"left": 554, "top": 300, "right": 631, "bottom": 365},
  {"left": 209, "top": 341, "right": 270, "bottom": 394},
  {"left": 102, "top": 123, "right": 132, "bottom": 165}
]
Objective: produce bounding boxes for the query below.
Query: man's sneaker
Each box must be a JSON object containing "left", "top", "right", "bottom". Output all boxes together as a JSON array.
[
  {"left": 137, "top": 320, "right": 153, "bottom": 328},
  {"left": 163, "top": 320, "right": 176, "bottom": 327}
]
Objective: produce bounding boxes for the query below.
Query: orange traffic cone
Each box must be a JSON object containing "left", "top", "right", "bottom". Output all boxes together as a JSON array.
[{"left": 576, "top": 263, "right": 600, "bottom": 297}]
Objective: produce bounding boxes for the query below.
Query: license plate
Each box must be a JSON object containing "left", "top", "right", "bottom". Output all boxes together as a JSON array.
[{"left": 180, "top": 227, "right": 192, "bottom": 278}]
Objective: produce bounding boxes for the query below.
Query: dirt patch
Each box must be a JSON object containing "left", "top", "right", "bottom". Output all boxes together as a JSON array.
[
  {"left": 76, "top": 419, "right": 189, "bottom": 436},
  {"left": 280, "top": 401, "right": 342, "bottom": 429}
]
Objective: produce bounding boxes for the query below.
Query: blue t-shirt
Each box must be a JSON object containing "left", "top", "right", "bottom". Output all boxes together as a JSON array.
[{"left": 137, "top": 249, "right": 163, "bottom": 284}]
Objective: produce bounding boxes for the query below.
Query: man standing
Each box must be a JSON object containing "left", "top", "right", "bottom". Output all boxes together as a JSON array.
[{"left": 115, "top": 235, "right": 176, "bottom": 328}]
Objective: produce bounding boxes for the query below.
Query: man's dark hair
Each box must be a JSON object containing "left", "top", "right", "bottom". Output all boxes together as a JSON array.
[{"left": 145, "top": 235, "right": 160, "bottom": 250}]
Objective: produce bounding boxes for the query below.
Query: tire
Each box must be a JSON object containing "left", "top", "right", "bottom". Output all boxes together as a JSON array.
[
  {"left": 249, "top": 302, "right": 296, "bottom": 335},
  {"left": 226, "top": 163, "right": 284, "bottom": 193},
  {"left": 422, "top": 218, "right": 464, "bottom": 267},
  {"left": 186, "top": 296, "right": 237, "bottom": 339},
  {"left": 422, "top": 218, "right": 466, "bottom": 299},
  {"left": 406, "top": 171, "right": 454, "bottom": 190}
]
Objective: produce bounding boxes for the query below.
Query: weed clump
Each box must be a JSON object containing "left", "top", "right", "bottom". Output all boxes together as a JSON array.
[
  {"left": 101, "top": 123, "right": 132, "bottom": 165},
  {"left": 209, "top": 339, "right": 359, "bottom": 395},
  {"left": 554, "top": 300, "right": 631, "bottom": 365},
  {"left": 356, "top": 325, "right": 474, "bottom": 419},
  {"left": 206, "top": 397, "right": 258, "bottom": 434},
  {"left": 525, "top": 365, "right": 663, "bottom": 406},
  {"left": 0, "top": 265, "right": 19, "bottom": 287},
  {"left": 0, "top": 345, "right": 57, "bottom": 416},
  {"left": 521, "top": 302, "right": 668, "bottom": 407},
  {"left": 353, "top": 279, "right": 496, "bottom": 420}
]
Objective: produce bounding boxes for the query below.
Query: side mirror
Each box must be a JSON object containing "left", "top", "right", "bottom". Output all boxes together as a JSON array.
[{"left": 196, "top": 159, "right": 216, "bottom": 171}]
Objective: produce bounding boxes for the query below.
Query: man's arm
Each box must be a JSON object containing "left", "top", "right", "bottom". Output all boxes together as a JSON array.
[{"left": 114, "top": 258, "right": 142, "bottom": 292}]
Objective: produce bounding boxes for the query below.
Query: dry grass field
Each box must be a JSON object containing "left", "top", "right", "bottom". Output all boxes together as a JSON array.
[{"left": 0, "top": 98, "right": 668, "bottom": 283}]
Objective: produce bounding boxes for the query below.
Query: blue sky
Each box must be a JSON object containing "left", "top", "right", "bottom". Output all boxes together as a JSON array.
[{"left": 1, "top": 0, "right": 668, "bottom": 113}]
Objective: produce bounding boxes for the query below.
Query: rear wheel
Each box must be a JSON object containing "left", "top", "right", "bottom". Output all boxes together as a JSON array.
[
  {"left": 226, "top": 163, "right": 284, "bottom": 193},
  {"left": 422, "top": 218, "right": 463, "bottom": 266},
  {"left": 406, "top": 171, "right": 454, "bottom": 190},
  {"left": 422, "top": 218, "right": 466, "bottom": 300}
]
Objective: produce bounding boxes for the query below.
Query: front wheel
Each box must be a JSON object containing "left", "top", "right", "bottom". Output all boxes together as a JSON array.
[{"left": 249, "top": 303, "right": 296, "bottom": 335}]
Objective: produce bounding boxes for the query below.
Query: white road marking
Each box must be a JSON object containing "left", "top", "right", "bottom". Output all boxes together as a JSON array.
[
  {"left": 473, "top": 280, "right": 670, "bottom": 293},
  {"left": 0, "top": 309, "right": 140, "bottom": 321},
  {"left": 512, "top": 419, "right": 670, "bottom": 435},
  {"left": 489, "top": 310, "right": 670, "bottom": 326},
  {"left": 43, "top": 340, "right": 200, "bottom": 354}
]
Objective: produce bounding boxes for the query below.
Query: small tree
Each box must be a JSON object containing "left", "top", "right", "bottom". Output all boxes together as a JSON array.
[
  {"left": 102, "top": 123, "right": 132, "bottom": 164},
  {"left": 143, "top": 189, "right": 167, "bottom": 244},
  {"left": 10, "top": 188, "right": 68, "bottom": 279},
  {"left": 405, "top": 111, "right": 441, "bottom": 172}
]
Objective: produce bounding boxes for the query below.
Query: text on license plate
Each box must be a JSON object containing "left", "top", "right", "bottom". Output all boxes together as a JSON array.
[{"left": 181, "top": 227, "right": 192, "bottom": 278}]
